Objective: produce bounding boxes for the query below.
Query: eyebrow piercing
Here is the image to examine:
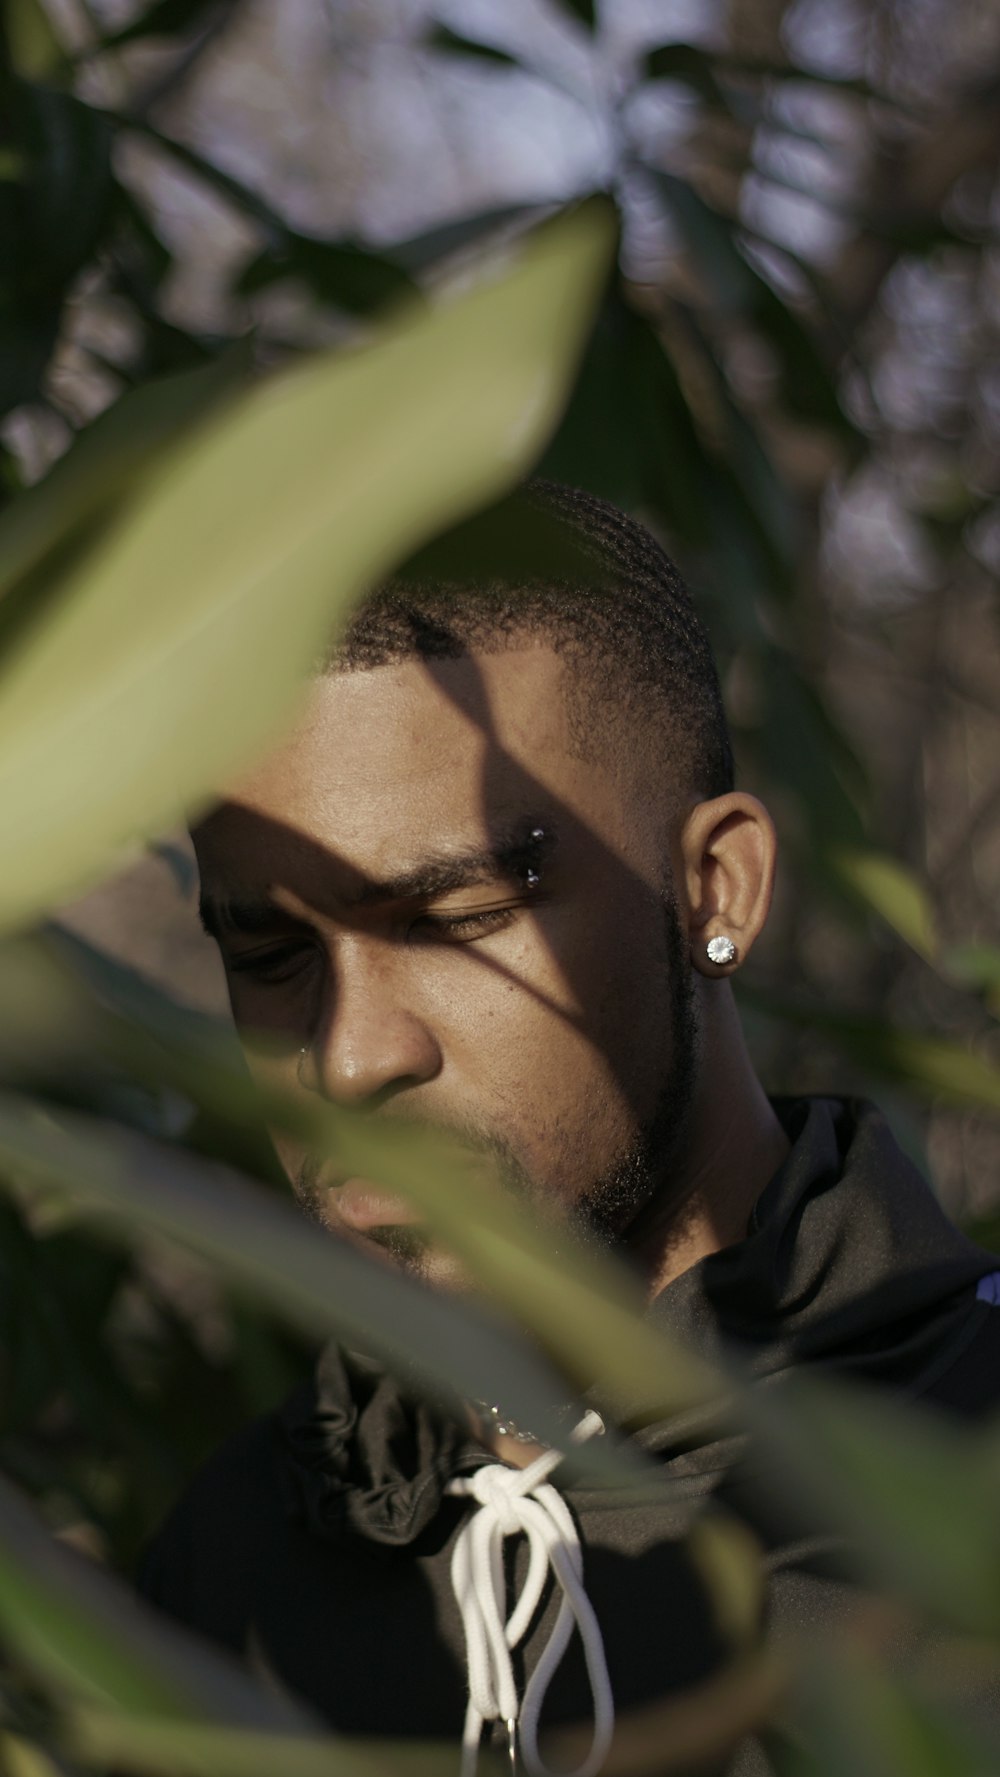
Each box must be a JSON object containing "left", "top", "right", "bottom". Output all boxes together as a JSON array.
[{"left": 525, "top": 825, "right": 546, "bottom": 889}]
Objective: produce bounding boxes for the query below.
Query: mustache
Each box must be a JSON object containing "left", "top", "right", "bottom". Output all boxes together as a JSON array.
[{"left": 291, "top": 1113, "right": 532, "bottom": 1205}]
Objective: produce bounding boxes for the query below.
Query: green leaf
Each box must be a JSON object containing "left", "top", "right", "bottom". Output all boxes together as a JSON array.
[
  {"left": 94, "top": 0, "right": 236, "bottom": 50},
  {"left": 639, "top": 164, "right": 854, "bottom": 445},
  {"left": 676, "top": 299, "right": 798, "bottom": 581},
  {"left": 753, "top": 650, "right": 869, "bottom": 848},
  {"left": 826, "top": 848, "right": 938, "bottom": 960},
  {"left": 0, "top": 1086, "right": 626, "bottom": 1472},
  {"left": 236, "top": 233, "right": 415, "bottom": 317},
  {"left": 111, "top": 175, "right": 173, "bottom": 290},
  {"left": 1, "top": 932, "right": 721, "bottom": 1441},
  {"left": 544, "top": 1651, "right": 785, "bottom": 1777},
  {"left": 0, "top": 352, "right": 248, "bottom": 625},
  {"left": 0, "top": 83, "right": 114, "bottom": 414},
  {"left": 962, "top": 1209, "right": 1000, "bottom": 1254},
  {"left": 66, "top": 1711, "right": 442, "bottom": 1777},
  {"left": 396, "top": 486, "right": 609, "bottom": 585},
  {"left": 644, "top": 42, "right": 731, "bottom": 105},
  {"left": 539, "top": 291, "right": 715, "bottom": 540},
  {"left": 791, "top": 1646, "right": 1000, "bottom": 1777},
  {"left": 0, "top": 198, "right": 615, "bottom": 932},
  {"left": 650, "top": 170, "right": 757, "bottom": 314},
  {"left": 107, "top": 112, "right": 289, "bottom": 237},
  {"left": 553, "top": 0, "right": 596, "bottom": 27},
  {"left": 4, "top": 84, "right": 113, "bottom": 289},
  {"left": 687, "top": 1515, "right": 764, "bottom": 1651},
  {"left": 0, "top": 1468, "right": 320, "bottom": 1725},
  {"left": 943, "top": 943, "right": 1000, "bottom": 1016},
  {"left": 741, "top": 988, "right": 1000, "bottom": 1115},
  {"left": 5, "top": 0, "right": 66, "bottom": 79},
  {"left": 388, "top": 202, "right": 549, "bottom": 275},
  {"left": 748, "top": 1375, "right": 1000, "bottom": 1640},
  {"left": 0, "top": 1735, "right": 66, "bottom": 1777},
  {"left": 425, "top": 23, "right": 520, "bottom": 66},
  {"left": 644, "top": 41, "right": 888, "bottom": 105}
]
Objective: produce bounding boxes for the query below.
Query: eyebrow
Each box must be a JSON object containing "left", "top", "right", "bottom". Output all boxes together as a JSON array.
[{"left": 199, "top": 820, "right": 556, "bottom": 940}]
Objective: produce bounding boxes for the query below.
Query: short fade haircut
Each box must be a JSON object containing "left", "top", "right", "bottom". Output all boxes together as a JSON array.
[{"left": 330, "top": 481, "right": 734, "bottom": 802}]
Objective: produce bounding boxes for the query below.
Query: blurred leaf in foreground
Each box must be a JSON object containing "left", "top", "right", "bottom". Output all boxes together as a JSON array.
[
  {"left": 943, "top": 943, "right": 1000, "bottom": 1018},
  {"left": 747, "top": 1373, "right": 1000, "bottom": 1640},
  {"left": 65, "top": 1710, "right": 442, "bottom": 1777},
  {"left": 0, "top": 1469, "right": 318, "bottom": 1728},
  {"left": 4, "top": 930, "right": 723, "bottom": 1432},
  {"left": 742, "top": 987, "right": 1000, "bottom": 1115},
  {"left": 0, "top": 81, "right": 113, "bottom": 416},
  {"left": 787, "top": 1643, "right": 1000, "bottom": 1777},
  {"left": 826, "top": 849, "right": 938, "bottom": 961},
  {"left": 0, "top": 1086, "right": 597, "bottom": 1466},
  {"left": 0, "top": 1736, "right": 67, "bottom": 1777},
  {"left": 0, "top": 199, "right": 615, "bottom": 933},
  {"left": 5, "top": 0, "right": 66, "bottom": 80},
  {"left": 0, "top": 351, "right": 248, "bottom": 611}
]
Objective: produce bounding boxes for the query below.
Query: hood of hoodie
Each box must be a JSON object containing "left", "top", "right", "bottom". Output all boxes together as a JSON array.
[{"left": 280, "top": 1096, "right": 997, "bottom": 1547}]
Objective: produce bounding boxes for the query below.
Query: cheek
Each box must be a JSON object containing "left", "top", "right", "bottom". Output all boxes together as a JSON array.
[
  {"left": 439, "top": 915, "right": 670, "bottom": 1181},
  {"left": 225, "top": 964, "right": 319, "bottom": 1039}
]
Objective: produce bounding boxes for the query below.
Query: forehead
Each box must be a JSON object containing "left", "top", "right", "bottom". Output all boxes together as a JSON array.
[{"left": 193, "top": 645, "right": 637, "bottom": 894}]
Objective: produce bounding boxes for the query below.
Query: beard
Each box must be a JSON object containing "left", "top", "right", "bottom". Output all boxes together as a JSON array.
[
  {"left": 291, "top": 888, "right": 698, "bottom": 1282},
  {"left": 575, "top": 885, "right": 697, "bottom": 1247}
]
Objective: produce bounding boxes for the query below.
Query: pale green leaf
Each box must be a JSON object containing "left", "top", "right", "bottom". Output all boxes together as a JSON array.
[
  {"left": 0, "top": 1087, "right": 597, "bottom": 1461},
  {"left": 6, "top": 0, "right": 65, "bottom": 78},
  {"left": 425, "top": 23, "right": 520, "bottom": 66},
  {"left": 553, "top": 0, "right": 596, "bottom": 27},
  {"left": 0, "top": 1735, "right": 67, "bottom": 1777},
  {"left": 944, "top": 942, "right": 1000, "bottom": 1016},
  {"left": 792, "top": 1646, "right": 1000, "bottom": 1777},
  {"left": 687, "top": 1515, "right": 764, "bottom": 1651},
  {"left": 0, "top": 352, "right": 248, "bottom": 612},
  {"left": 2, "top": 931, "right": 721, "bottom": 1440},
  {"left": 0, "top": 1470, "right": 319, "bottom": 1726},
  {"left": 67, "top": 1710, "right": 441, "bottom": 1777},
  {"left": 827, "top": 848, "right": 938, "bottom": 959},
  {"left": 0, "top": 199, "right": 615, "bottom": 933},
  {"left": 539, "top": 1651, "right": 785, "bottom": 1777},
  {"left": 741, "top": 987, "right": 1000, "bottom": 1114},
  {"left": 748, "top": 1375, "right": 1000, "bottom": 1638}
]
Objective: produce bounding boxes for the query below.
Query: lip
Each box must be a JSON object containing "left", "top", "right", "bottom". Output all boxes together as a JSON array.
[{"left": 327, "top": 1177, "right": 422, "bottom": 1232}]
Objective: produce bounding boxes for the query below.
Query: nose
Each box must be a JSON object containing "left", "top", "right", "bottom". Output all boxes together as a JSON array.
[{"left": 303, "top": 938, "right": 442, "bottom": 1107}]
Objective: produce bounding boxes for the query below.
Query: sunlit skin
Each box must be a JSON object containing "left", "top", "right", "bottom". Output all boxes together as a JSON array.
[{"left": 193, "top": 644, "right": 788, "bottom": 1459}]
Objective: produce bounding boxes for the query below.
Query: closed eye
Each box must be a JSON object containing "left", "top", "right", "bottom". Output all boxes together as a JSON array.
[
  {"left": 226, "top": 941, "right": 316, "bottom": 983},
  {"left": 409, "top": 903, "right": 521, "bottom": 944}
]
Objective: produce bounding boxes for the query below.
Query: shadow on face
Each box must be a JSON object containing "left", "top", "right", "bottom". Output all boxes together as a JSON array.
[{"left": 191, "top": 643, "right": 769, "bottom": 1282}]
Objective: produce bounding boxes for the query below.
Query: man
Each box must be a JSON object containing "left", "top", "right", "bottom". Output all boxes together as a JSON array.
[{"left": 141, "top": 483, "right": 1000, "bottom": 1774}]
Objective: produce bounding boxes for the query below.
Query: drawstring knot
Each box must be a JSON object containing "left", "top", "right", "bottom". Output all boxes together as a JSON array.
[{"left": 446, "top": 1409, "right": 613, "bottom": 1777}]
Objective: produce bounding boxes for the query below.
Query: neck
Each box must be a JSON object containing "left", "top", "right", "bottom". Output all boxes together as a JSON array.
[
  {"left": 469, "top": 992, "right": 789, "bottom": 1466},
  {"left": 628, "top": 985, "right": 790, "bottom": 1299}
]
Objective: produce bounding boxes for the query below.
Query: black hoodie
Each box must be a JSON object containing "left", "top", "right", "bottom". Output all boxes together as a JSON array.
[{"left": 139, "top": 1098, "right": 1000, "bottom": 1770}]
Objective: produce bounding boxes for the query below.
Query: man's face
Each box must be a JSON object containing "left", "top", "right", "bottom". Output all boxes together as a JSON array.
[{"left": 193, "top": 644, "right": 698, "bottom": 1287}]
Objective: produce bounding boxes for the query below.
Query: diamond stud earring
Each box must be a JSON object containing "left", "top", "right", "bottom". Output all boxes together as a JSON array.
[{"left": 706, "top": 934, "right": 737, "bottom": 966}]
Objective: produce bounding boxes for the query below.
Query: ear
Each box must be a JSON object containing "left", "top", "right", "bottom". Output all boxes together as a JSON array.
[{"left": 677, "top": 793, "right": 777, "bottom": 977}]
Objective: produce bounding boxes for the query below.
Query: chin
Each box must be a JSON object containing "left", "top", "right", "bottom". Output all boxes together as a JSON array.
[{"left": 358, "top": 1222, "right": 471, "bottom": 1293}]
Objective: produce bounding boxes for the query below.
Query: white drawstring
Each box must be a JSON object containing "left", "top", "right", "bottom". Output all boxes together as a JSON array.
[{"left": 445, "top": 1409, "right": 613, "bottom": 1777}]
